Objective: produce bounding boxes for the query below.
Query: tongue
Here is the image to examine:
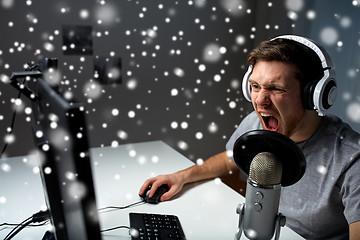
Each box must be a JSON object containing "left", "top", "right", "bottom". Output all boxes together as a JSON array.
[{"left": 268, "top": 116, "right": 278, "bottom": 130}]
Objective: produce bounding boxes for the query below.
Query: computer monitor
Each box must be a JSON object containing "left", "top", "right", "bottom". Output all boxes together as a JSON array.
[{"left": 11, "top": 58, "right": 102, "bottom": 239}]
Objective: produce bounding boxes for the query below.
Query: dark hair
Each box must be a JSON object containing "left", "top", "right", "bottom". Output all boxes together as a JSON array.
[{"left": 247, "top": 38, "right": 324, "bottom": 88}]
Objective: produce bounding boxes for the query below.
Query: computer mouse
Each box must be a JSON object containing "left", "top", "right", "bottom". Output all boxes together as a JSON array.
[{"left": 140, "top": 184, "right": 170, "bottom": 204}]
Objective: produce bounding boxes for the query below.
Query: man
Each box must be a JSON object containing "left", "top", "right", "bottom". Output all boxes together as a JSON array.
[{"left": 139, "top": 35, "right": 360, "bottom": 239}]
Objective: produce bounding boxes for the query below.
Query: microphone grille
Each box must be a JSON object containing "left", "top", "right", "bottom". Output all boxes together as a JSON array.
[{"left": 249, "top": 152, "right": 282, "bottom": 185}]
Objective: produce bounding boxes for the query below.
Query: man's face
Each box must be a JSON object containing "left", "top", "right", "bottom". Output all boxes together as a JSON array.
[{"left": 249, "top": 60, "right": 307, "bottom": 140}]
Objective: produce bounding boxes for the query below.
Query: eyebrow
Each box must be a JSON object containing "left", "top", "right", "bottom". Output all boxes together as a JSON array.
[{"left": 248, "top": 79, "right": 287, "bottom": 89}]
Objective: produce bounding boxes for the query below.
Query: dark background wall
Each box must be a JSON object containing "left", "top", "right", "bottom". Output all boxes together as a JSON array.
[{"left": 0, "top": 0, "right": 359, "bottom": 165}]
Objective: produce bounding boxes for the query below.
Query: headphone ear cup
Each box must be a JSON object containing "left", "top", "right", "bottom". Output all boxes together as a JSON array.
[
  {"left": 301, "top": 81, "right": 315, "bottom": 110},
  {"left": 242, "top": 65, "right": 253, "bottom": 102},
  {"left": 320, "top": 79, "right": 337, "bottom": 110},
  {"left": 312, "top": 69, "right": 337, "bottom": 116},
  {"left": 302, "top": 77, "right": 337, "bottom": 114}
]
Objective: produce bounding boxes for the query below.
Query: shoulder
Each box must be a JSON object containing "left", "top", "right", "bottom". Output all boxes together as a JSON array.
[
  {"left": 321, "top": 115, "right": 360, "bottom": 152},
  {"left": 242, "top": 111, "right": 260, "bottom": 124},
  {"left": 225, "top": 111, "right": 261, "bottom": 151},
  {"left": 308, "top": 115, "right": 360, "bottom": 189},
  {"left": 309, "top": 115, "right": 360, "bottom": 163}
]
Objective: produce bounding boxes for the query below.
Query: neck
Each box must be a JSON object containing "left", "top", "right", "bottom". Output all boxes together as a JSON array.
[{"left": 291, "top": 110, "right": 321, "bottom": 143}]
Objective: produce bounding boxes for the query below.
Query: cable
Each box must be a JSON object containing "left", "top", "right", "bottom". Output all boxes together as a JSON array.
[
  {"left": 32, "top": 210, "right": 51, "bottom": 223},
  {"left": 97, "top": 200, "right": 145, "bottom": 234},
  {"left": 3, "top": 216, "right": 33, "bottom": 240},
  {"left": 1, "top": 200, "right": 144, "bottom": 238},
  {"left": 97, "top": 200, "right": 146, "bottom": 212},
  {"left": 3, "top": 210, "right": 50, "bottom": 240},
  {"left": 0, "top": 221, "right": 49, "bottom": 232},
  {"left": 100, "top": 225, "right": 130, "bottom": 233}
]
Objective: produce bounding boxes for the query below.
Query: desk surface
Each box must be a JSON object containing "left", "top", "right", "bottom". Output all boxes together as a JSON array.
[{"left": 0, "top": 140, "right": 304, "bottom": 239}]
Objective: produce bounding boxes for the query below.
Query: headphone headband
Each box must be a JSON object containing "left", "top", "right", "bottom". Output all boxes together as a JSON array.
[{"left": 271, "top": 35, "right": 334, "bottom": 70}]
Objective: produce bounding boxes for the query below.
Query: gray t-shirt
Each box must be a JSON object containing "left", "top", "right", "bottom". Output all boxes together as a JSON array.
[{"left": 226, "top": 111, "right": 360, "bottom": 239}]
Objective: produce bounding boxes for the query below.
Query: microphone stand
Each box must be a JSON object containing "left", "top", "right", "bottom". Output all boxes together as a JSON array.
[{"left": 234, "top": 203, "right": 286, "bottom": 240}]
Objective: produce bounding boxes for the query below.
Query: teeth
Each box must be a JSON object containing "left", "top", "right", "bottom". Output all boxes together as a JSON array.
[{"left": 260, "top": 113, "right": 272, "bottom": 117}]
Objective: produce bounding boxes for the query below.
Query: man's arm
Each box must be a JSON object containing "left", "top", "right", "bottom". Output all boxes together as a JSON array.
[
  {"left": 350, "top": 221, "right": 360, "bottom": 240},
  {"left": 139, "top": 150, "right": 238, "bottom": 202}
]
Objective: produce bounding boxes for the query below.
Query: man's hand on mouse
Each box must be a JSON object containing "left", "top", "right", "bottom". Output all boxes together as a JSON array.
[{"left": 139, "top": 173, "right": 185, "bottom": 202}]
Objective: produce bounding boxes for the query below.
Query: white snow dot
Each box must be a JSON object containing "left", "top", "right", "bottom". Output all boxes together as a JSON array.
[
  {"left": 79, "top": 9, "right": 90, "bottom": 19},
  {"left": 65, "top": 171, "right": 76, "bottom": 180},
  {"left": 214, "top": 177, "right": 222, "bottom": 185},
  {"left": 128, "top": 111, "right": 135, "bottom": 118},
  {"left": 112, "top": 108, "right": 119, "bottom": 116},
  {"left": 177, "top": 141, "right": 188, "bottom": 150},
  {"left": 36, "top": 131, "right": 43, "bottom": 138},
  {"left": 317, "top": 165, "right": 327, "bottom": 175},
  {"left": 111, "top": 141, "right": 119, "bottom": 148},
  {"left": 285, "top": 0, "right": 304, "bottom": 11},
  {"left": 195, "top": 132, "right": 203, "bottom": 139},
  {"left": 171, "top": 121, "right": 178, "bottom": 129},
  {"left": 181, "top": 122, "right": 188, "bottom": 129},
  {"left": 174, "top": 68, "right": 185, "bottom": 77},
  {"left": 236, "top": 35, "right": 246, "bottom": 45},
  {"left": 1, "top": 163, "right": 11, "bottom": 172},
  {"left": 33, "top": 167, "right": 40, "bottom": 174},
  {"left": 198, "top": 64, "right": 206, "bottom": 72},
  {"left": 171, "top": 89, "right": 179, "bottom": 96},
  {"left": 214, "top": 74, "right": 221, "bottom": 82},
  {"left": 340, "top": 16, "right": 351, "bottom": 28},
  {"left": 152, "top": 156, "right": 159, "bottom": 163},
  {"left": 208, "top": 122, "right": 218, "bottom": 133},
  {"left": 0, "top": 196, "right": 6, "bottom": 204},
  {"left": 129, "top": 150, "right": 136, "bottom": 157},
  {"left": 229, "top": 101, "right": 237, "bottom": 109},
  {"left": 42, "top": 144, "right": 50, "bottom": 152},
  {"left": 25, "top": 107, "right": 32, "bottom": 114},
  {"left": 44, "top": 167, "right": 52, "bottom": 174},
  {"left": 219, "top": 46, "right": 227, "bottom": 54},
  {"left": 346, "top": 102, "right": 360, "bottom": 123},
  {"left": 138, "top": 156, "right": 147, "bottom": 165},
  {"left": 196, "top": 159, "right": 204, "bottom": 165},
  {"left": 319, "top": 27, "right": 338, "bottom": 46},
  {"left": 117, "top": 130, "right": 128, "bottom": 140},
  {"left": 306, "top": 10, "right": 316, "bottom": 20}
]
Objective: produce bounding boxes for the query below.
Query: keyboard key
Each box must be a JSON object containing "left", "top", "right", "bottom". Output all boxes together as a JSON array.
[{"left": 129, "top": 213, "right": 186, "bottom": 240}]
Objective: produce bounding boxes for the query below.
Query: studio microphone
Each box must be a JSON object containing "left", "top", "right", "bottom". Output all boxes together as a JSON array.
[
  {"left": 235, "top": 152, "right": 285, "bottom": 240},
  {"left": 232, "top": 130, "right": 306, "bottom": 240}
]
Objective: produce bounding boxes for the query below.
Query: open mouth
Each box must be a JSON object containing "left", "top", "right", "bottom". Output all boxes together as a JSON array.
[{"left": 260, "top": 112, "right": 279, "bottom": 131}]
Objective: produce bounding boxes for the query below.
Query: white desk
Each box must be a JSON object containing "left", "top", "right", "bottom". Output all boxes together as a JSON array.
[{"left": 0, "top": 140, "right": 304, "bottom": 239}]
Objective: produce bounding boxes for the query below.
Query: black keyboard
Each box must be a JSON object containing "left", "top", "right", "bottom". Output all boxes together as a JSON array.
[{"left": 129, "top": 212, "right": 186, "bottom": 240}]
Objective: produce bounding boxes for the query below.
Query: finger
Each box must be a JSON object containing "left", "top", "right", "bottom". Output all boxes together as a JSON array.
[
  {"left": 139, "top": 178, "right": 155, "bottom": 195},
  {"left": 148, "top": 181, "right": 163, "bottom": 198},
  {"left": 160, "top": 187, "right": 177, "bottom": 202},
  {"left": 160, "top": 192, "right": 172, "bottom": 202}
]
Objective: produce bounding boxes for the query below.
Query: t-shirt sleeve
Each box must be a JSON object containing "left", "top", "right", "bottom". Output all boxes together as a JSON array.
[
  {"left": 339, "top": 153, "right": 360, "bottom": 225},
  {"left": 225, "top": 111, "right": 262, "bottom": 154}
]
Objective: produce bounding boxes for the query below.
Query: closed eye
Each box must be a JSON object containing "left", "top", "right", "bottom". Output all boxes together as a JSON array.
[
  {"left": 270, "top": 87, "right": 285, "bottom": 93},
  {"left": 250, "top": 83, "right": 260, "bottom": 91}
]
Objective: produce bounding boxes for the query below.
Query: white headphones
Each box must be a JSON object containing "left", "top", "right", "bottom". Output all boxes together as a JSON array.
[{"left": 242, "top": 35, "right": 337, "bottom": 116}]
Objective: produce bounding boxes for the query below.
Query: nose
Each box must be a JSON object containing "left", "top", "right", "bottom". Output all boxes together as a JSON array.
[{"left": 253, "top": 90, "right": 271, "bottom": 107}]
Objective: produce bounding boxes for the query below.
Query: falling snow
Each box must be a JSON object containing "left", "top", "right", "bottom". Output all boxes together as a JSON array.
[{"left": 0, "top": 2, "right": 360, "bottom": 230}]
